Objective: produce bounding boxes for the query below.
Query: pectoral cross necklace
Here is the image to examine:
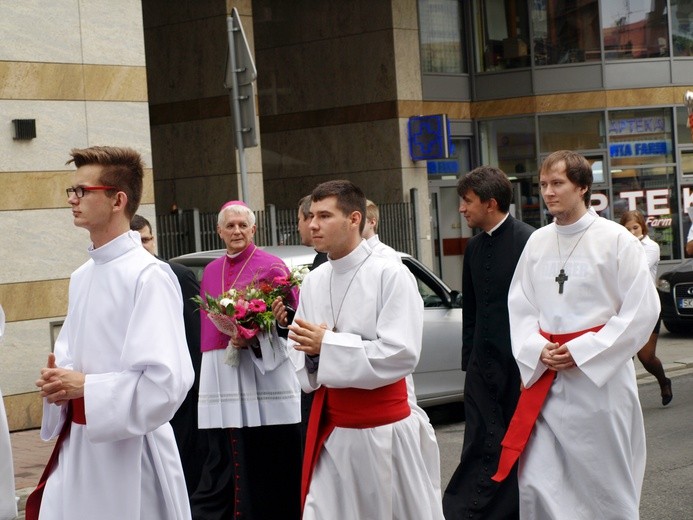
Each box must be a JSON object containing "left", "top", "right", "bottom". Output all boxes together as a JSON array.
[
  {"left": 329, "top": 252, "right": 371, "bottom": 332},
  {"left": 555, "top": 218, "right": 596, "bottom": 294}
]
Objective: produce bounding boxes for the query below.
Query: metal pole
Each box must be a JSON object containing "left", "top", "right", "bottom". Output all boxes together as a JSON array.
[
  {"left": 267, "top": 204, "right": 278, "bottom": 246},
  {"left": 227, "top": 15, "right": 249, "bottom": 203},
  {"left": 191, "top": 208, "right": 202, "bottom": 252},
  {"left": 410, "top": 188, "right": 420, "bottom": 260}
]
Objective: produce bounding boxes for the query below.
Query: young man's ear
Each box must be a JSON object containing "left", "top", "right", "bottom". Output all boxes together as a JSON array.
[
  {"left": 350, "top": 210, "right": 362, "bottom": 227},
  {"left": 113, "top": 191, "right": 128, "bottom": 213}
]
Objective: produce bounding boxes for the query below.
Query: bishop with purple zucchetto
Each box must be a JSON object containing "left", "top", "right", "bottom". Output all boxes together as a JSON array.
[{"left": 193, "top": 200, "right": 301, "bottom": 519}]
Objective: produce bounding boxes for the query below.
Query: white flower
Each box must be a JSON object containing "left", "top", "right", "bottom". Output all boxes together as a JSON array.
[
  {"left": 293, "top": 266, "right": 310, "bottom": 282},
  {"left": 246, "top": 287, "right": 262, "bottom": 299},
  {"left": 219, "top": 298, "right": 234, "bottom": 308}
]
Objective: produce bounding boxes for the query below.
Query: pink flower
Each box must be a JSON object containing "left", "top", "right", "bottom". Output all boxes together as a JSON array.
[
  {"left": 248, "top": 299, "right": 267, "bottom": 313},
  {"left": 236, "top": 324, "right": 258, "bottom": 339},
  {"left": 234, "top": 299, "right": 249, "bottom": 319},
  {"left": 273, "top": 275, "right": 290, "bottom": 286}
]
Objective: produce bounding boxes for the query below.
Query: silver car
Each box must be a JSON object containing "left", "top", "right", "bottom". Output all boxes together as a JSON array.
[{"left": 170, "top": 245, "right": 463, "bottom": 407}]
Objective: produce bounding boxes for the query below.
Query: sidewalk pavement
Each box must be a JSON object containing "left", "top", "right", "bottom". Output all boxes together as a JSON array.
[{"left": 7, "top": 332, "right": 693, "bottom": 519}]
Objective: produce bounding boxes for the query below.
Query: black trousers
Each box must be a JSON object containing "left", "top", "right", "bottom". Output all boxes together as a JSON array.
[{"left": 190, "top": 423, "right": 302, "bottom": 520}]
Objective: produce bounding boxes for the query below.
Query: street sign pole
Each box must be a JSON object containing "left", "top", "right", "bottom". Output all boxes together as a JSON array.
[
  {"left": 227, "top": 14, "right": 248, "bottom": 202},
  {"left": 225, "top": 8, "right": 257, "bottom": 203}
]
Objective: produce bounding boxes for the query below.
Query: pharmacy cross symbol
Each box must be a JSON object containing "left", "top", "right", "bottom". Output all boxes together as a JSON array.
[{"left": 555, "top": 269, "right": 568, "bottom": 294}]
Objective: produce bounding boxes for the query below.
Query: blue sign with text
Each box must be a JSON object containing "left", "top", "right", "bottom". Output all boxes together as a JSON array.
[
  {"left": 427, "top": 160, "right": 459, "bottom": 175},
  {"left": 609, "top": 140, "right": 670, "bottom": 158}
]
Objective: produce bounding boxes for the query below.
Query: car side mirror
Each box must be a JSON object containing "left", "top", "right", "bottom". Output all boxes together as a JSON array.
[{"left": 450, "top": 290, "right": 463, "bottom": 308}]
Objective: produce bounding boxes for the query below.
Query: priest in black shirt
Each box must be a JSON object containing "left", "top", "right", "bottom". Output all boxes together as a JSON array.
[{"left": 443, "top": 166, "right": 534, "bottom": 520}]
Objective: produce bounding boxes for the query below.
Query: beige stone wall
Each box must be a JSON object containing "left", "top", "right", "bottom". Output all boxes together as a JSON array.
[{"left": 0, "top": 1, "right": 154, "bottom": 407}]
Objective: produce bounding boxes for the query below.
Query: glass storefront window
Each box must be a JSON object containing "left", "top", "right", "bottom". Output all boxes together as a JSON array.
[
  {"left": 479, "top": 117, "right": 537, "bottom": 174},
  {"left": 672, "top": 0, "right": 693, "bottom": 56},
  {"left": 419, "top": 0, "right": 466, "bottom": 74},
  {"left": 612, "top": 167, "right": 680, "bottom": 260},
  {"left": 479, "top": 117, "right": 540, "bottom": 227},
  {"left": 608, "top": 108, "right": 674, "bottom": 167},
  {"left": 538, "top": 112, "right": 605, "bottom": 152},
  {"left": 473, "top": 0, "right": 530, "bottom": 71},
  {"left": 532, "top": 0, "right": 601, "bottom": 66},
  {"left": 602, "top": 0, "right": 670, "bottom": 59}
]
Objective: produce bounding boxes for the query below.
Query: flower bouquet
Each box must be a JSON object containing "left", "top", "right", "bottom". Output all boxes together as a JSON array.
[{"left": 194, "top": 265, "right": 309, "bottom": 366}]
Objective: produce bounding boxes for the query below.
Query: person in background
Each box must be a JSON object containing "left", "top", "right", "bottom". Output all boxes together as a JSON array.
[
  {"left": 499, "top": 150, "right": 659, "bottom": 519},
  {"left": 298, "top": 195, "right": 328, "bottom": 270},
  {"left": 130, "top": 214, "right": 208, "bottom": 496},
  {"left": 30, "top": 146, "right": 193, "bottom": 519},
  {"left": 194, "top": 200, "right": 301, "bottom": 520},
  {"left": 287, "top": 180, "right": 444, "bottom": 519},
  {"left": 443, "top": 166, "right": 534, "bottom": 519},
  {"left": 685, "top": 208, "right": 693, "bottom": 257},
  {"left": 0, "top": 305, "right": 18, "bottom": 520},
  {"left": 361, "top": 199, "right": 400, "bottom": 262},
  {"left": 620, "top": 210, "right": 672, "bottom": 405}
]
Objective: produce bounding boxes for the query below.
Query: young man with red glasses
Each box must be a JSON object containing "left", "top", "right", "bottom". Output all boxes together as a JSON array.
[{"left": 29, "top": 146, "right": 193, "bottom": 519}]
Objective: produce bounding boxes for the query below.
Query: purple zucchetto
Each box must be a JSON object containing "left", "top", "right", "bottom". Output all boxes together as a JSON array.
[{"left": 220, "top": 200, "right": 249, "bottom": 211}]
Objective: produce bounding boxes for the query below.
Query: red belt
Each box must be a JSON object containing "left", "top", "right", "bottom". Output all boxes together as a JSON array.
[
  {"left": 25, "top": 397, "right": 86, "bottom": 520},
  {"left": 491, "top": 325, "right": 604, "bottom": 482},
  {"left": 301, "top": 379, "right": 410, "bottom": 511}
]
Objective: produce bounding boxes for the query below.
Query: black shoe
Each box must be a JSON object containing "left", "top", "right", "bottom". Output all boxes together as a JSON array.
[{"left": 661, "top": 378, "right": 673, "bottom": 406}]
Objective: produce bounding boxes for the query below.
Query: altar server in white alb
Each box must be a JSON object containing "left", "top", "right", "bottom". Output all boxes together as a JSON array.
[
  {"left": 0, "top": 305, "right": 17, "bottom": 520},
  {"left": 361, "top": 199, "right": 401, "bottom": 263},
  {"left": 29, "top": 146, "right": 194, "bottom": 520},
  {"left": 495, "top": 150, "right": 659, "bottom": 519},
  {"left": 287, "top": 180, "right": 444, "bottom": 520}
]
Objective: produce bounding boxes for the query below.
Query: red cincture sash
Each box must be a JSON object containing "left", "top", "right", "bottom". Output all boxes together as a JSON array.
[
  {"left": 301, "top": 379, "right": 410, "bottom": 511},
  {"left": 491, "top": 325, "right": 604, "bottom": 482},
  {"left": 25, "top": 397, "right": 87, "bottom": 520}
]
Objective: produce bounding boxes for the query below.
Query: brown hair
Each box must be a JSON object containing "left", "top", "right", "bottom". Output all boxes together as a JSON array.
[
  {"left": 67, "top": 146, "right": 144, "bottom": 218},
  {"left": 130, "top": 214, "right": 152, "bottom": 233},
  {"left": 311, "top": 180, "right": 367, "bottom": 233},
  {"left": 457, "top": 166, "right": 513, "bottom": 212},
  {"left": 540, "top": 150, "right": 592, "bottom": 207},
  {"left": 620, "top": 210, "right": 648, "bottom": 237},
  {"left": 298, "top": 195, "right": 312, "bottom": 219}
]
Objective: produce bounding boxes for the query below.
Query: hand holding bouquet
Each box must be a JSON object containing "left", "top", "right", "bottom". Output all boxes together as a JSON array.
[{"left": 194, "top": 265, "right": 309, "bottom": 366}]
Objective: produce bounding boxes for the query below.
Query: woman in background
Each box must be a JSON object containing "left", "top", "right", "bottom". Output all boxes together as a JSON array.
[{"left": 620, "top": 210, "right": 673, "bottom": 405}]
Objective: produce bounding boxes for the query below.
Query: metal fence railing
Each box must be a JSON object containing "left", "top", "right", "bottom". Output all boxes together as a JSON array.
[{"left": 157, "top": 197, "right": 419, "bottom": 261}]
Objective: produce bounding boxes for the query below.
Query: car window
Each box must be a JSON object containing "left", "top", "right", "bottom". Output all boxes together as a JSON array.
[
  {"left": 402, "top": 258, "right": 449, "bottom": 308},
  {"left": 415, "top": 277, "right": 445, "bottom": 307},
  {"left": 188, "top": 265, "right": 205, "bottom": 283}
]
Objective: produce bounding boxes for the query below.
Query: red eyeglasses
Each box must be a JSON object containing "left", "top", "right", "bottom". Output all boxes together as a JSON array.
[{"left": 66, "top": 186, "right": 117, "bottom": 198}]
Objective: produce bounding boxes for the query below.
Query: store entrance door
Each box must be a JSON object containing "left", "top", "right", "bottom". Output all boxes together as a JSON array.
[
  {"left": 429, "top": 181, "right": 467, "bottom": 292},
  {"left": 427, "top": 137, "right": 472, "bottom": 291}
]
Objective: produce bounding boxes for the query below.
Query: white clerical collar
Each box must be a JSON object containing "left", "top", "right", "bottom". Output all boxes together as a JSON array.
[
  {"left": 329, "top": 239, "right": 372, "bottom": 274},
  {"left": 89, "top": 230, "right": 140, "bottom": 264},
  {"left": 556, "top": 207, "right": 598, "bottom": 235},
  {"left": 486, "top": 213, "right": 509, "bottom": 236},
  {"left": 226, "top": 244, "right": 255, "bottom": 259}
]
